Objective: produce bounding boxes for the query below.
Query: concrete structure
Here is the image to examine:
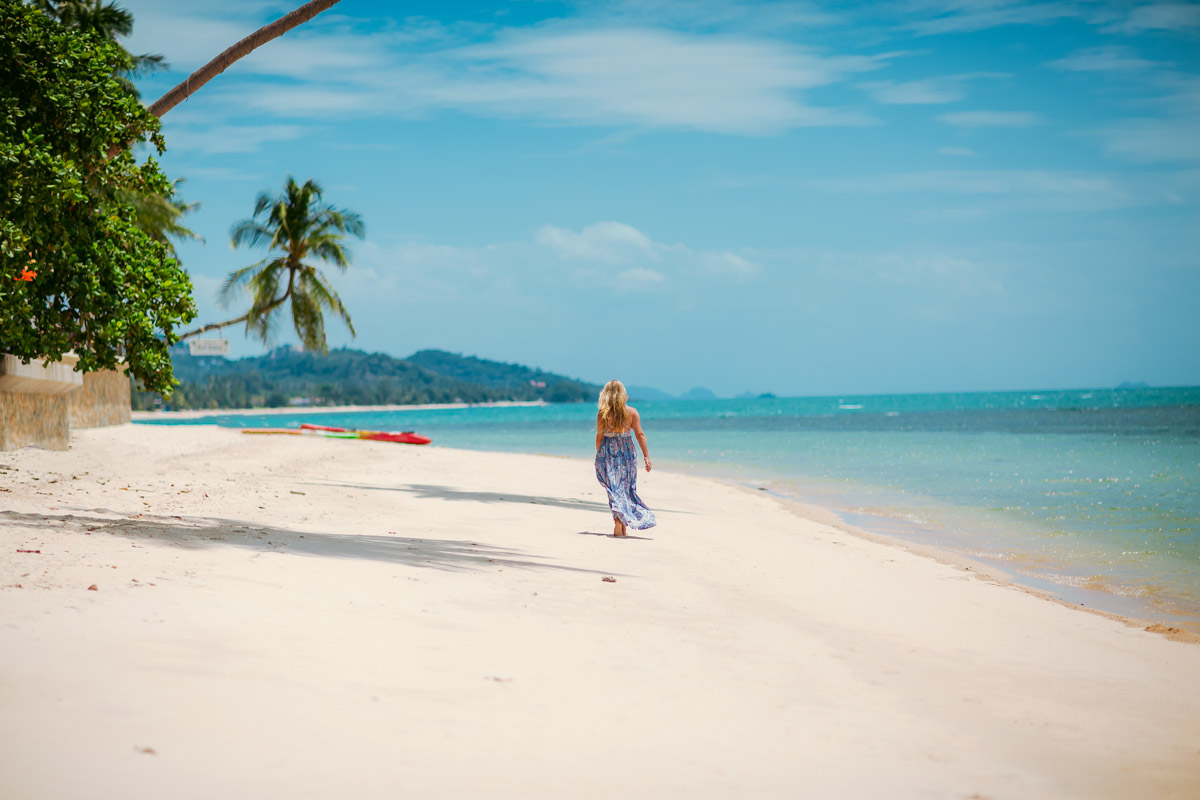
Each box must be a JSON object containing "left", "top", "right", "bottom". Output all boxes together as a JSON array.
[{"left": 0, "top": 354, "right": 130, "bottom": 451}]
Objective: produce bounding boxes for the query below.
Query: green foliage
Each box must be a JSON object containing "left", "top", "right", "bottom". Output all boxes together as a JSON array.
[
  {"left": 132, "top": 347, "right": 601, "bottom": 410},
  {"left": 0, "top": 0, "right": 196, "bottom": 394},
  {"left": 119, "top": 178, "right": 202, "bottom": 254},
  {"left": 32, "top": 0, "right": 168, "bottom": 97},
  {"left": 217, "top": 177, "right": 364, "bottom": 352}
]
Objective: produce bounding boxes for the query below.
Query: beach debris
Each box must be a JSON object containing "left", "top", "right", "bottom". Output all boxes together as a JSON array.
[
  {"left": 87, "top": 584, "right": 98, "bottom": 591},
  {"left": 290, "top": 490, "right": 306, "bottom": 495},
  {"left": 602, "top": 576, "right": 617, "bottom": 583},
  {"left": 16, "top": 549, "right": 40, "bottom": 554},
  {"left": 134, "top": 746, "right": 156, "bottom": 755},
  {"left": 485, "top": 676, "right": 512, "bottom": 683}
]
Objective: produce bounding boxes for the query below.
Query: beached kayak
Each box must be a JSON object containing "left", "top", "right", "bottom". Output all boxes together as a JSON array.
[
  {"left": 299, "top": 423, "right": 431, "bottom": 445},
  {"left": 241, "top": 428, "right": 357, "bottom": 439}
]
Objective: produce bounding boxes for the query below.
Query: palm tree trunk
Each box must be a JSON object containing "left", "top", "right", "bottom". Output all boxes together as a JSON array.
[
  {"left": 175, "top": 311, "right": 253, "bottom": 343},
  {"left": 106, "top": 0, "right": 343, "bottom": 158},
  {"left": 176, "top": 278, "right": 294, "bottom": 343},
  {"left": 146, "top": 0, "right": 343, "bottom": 120}
]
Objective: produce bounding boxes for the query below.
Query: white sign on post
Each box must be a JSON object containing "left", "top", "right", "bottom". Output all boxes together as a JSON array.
[{"left": 187, "top": 338, "right": 231, "bottom": 357}]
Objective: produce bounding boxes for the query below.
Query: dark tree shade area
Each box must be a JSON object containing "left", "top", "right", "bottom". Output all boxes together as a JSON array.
[
  {"left": 0, "top": 0, "right": 196, "bottom": 394},
  {"left": 132, "top": 347, "right": 601, "bottom": 410}
]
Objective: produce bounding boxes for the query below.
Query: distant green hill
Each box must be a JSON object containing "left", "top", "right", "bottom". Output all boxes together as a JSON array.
[{"left": 134, "top": 347, "right": 601, "bottom": 410}]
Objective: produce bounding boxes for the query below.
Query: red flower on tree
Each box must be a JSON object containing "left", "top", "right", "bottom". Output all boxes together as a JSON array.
[{"left": 17, "top": 267, "right": 36, "bottom": 281}]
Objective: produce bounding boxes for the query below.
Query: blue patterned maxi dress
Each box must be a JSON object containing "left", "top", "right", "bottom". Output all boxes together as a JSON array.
[{"left": 595, "top": 431, "right": 656, "bottom": 530}]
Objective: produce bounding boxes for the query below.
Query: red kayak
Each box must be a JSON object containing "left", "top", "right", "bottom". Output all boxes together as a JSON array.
[{"left": 300, "top": 423, "right": 431, "bottom": 445}]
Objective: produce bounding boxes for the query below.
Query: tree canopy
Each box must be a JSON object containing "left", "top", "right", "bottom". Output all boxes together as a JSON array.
[{"left": 0, "top": 0, "right": 195, "bottom": 394}]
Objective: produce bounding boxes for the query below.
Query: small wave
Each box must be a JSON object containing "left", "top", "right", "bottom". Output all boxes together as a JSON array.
[
  {"left": 1029, "top": 395, "right": 1045, "bottom": 400},
  {"left": 885, "top": 411, "right": 900, "bottom": 417},
  {"left": 838, "top": 404, "right": 863, "bottom": 410}
]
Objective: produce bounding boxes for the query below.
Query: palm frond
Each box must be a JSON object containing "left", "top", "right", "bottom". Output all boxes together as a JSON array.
[
  {"left": 217, "top": 258, "right": 271, "bottom": 308},
  {"left": 290, "top": 287, "right": 327, "bottom": 352},
  {"left": 302, "top": 270, "right": 355, "bottom": 337},
  {"left": 230, "top": 220, "right": 275, "bottom": 250}
]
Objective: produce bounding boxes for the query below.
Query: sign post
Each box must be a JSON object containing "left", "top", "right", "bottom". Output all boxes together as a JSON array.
[{"left": 187, "top": 338, "right": 231, "bottom": 357}]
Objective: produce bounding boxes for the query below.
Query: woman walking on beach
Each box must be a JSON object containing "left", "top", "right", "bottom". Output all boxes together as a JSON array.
[{"left": 595, "top": 380, "right": 656, "bottom": 537}]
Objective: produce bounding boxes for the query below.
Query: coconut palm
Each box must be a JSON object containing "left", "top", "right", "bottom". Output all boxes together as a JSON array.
[{"left": 177, "top": 177, "right": 364, "bottom": 352}]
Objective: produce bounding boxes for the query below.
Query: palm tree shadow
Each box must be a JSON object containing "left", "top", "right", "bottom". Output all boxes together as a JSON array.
[
  {"left": 303, "top": 480, "right": 693, "bottom": 515},
  {"left": 1, "top": 509, "right": 616, "bottom": 576},
  {"left": 303, "top": 480, "right": 611, "bottom": 511}
]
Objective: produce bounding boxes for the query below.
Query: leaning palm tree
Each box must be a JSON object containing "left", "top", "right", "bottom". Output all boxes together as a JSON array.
[{"left": 177, "top": 177, "right": 364, "bottom": 352}]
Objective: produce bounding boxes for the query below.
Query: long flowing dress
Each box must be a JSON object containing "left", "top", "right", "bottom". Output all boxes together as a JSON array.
[{"left": 595, "top": 430, "right": 657, "bottom": 530}]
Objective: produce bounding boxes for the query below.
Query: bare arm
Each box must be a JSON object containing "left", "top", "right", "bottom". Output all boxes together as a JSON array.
[
  {"left": 595, "top": 411, "right": 604, "bottom": 451},
  {"left": 629, "top": 408, "right": 652, "bottom": 472}
]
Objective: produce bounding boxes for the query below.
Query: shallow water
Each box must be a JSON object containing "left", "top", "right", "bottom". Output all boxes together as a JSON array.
[{"left": 139, "top": 387, "right": 1200, "bottom": 629}]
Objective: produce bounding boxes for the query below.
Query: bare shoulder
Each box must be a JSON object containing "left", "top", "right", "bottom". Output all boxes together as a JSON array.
[{"left": 628, "top": 406, "right": 640, "bottom": 419}]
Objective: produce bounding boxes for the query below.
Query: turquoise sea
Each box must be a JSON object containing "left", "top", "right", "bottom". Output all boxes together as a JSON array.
[{"left": 137, "top": 387, "right": 1200, "bottom": 631}]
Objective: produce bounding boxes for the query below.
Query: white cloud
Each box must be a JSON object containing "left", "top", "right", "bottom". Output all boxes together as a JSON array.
[
  {"left": 1049, "top": 46, "right": 1162, "bottom": 73},
  {"left": 811, "top": 170, "right": 1119, "bottom": 195},
  {"left": 876, "top": 254, "right": 1005, "bottom": 297},
  {"left": 858, "top": 71, "right": 1007, "bottom": 105},
  {"left": 937, "top": 110, "right": 1041, "bottom": 128},
  {"left": 535, "top": 221, "right": 655, "bottom": 262},
  {"left": 901, "top": 0, "right": 1200, "bottom": 37},
  {"left": 1103, "top": 3, "right": 1200, "bottom": 34},
  {"left": 859, "top": 78, "right": 966, "bottom": 104},
  {"left": 401, "top": 27, "right": 883, "bottom": 134},
  {"left": 617, "top": 267, "right": 667, "bottom": 285},
  {"left": 806, "top": 169, "right": 1146, "bottom": 211},
  {"left": 902, "top": 1, "right": 1085, "bottom": 36},
  {"left": 574, "top": 0, "right": 840, "bottom": 30},
  {"left": 339, "top": 222, "right": 760, "bottom": 304},
  {"left": 1069, "top": 76, "right": 1200, "bottom": 164},
  {"left": 162, "top": 123, "right": 307, "bottom": 154},
  {"left": 700, "top": 252, "right": 761, "bottom": 278},
  {"left": 137, "top": 7, "right": 890, "bottom": 136},
  {"left": 536, "top": 221, "right": 762, "bottom": 281},
  {"left": 1091, "top": 117, "right": 1200, "bottom": 163}
]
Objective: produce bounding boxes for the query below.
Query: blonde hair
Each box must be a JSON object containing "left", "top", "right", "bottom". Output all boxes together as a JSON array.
[{"left": 598, "top": 380, "right": 630, "bottom": 433}]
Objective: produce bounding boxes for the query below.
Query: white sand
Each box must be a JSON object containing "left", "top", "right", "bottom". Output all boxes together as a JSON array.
[{"left": 1, "top": 425, "right": 1198, "bottom": 799}]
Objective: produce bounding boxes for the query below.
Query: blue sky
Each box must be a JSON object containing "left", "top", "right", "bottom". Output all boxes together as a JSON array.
[{"left": 122, "top": 0, "right": 1199, "bottom": 396}]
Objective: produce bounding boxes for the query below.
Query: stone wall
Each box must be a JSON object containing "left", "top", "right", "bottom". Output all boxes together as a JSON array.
[
  {"left": 0, "top": 390, "right": 70, "bottom": 451},
  {"left": 68, "top": 368, "right": 131, "bottom": 429},
  {"left": 0, "top": 355, "right": 129, "bottom": 451}
]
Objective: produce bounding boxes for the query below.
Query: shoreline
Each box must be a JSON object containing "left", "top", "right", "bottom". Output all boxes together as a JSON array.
[
  {"left": 747, "top": 483, "right": 1200, "bottom": 644},
  {"left": 751, "top": 482, "right": 1200, "bottom": 639},
  {"left": 4, "top": 424, "right": 1199, "bottom": 797},
  {"left": 131, "top": 399, "right": 549, "bottom": 421}
]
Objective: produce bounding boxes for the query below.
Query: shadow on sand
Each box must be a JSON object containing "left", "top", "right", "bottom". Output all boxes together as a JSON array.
[
  {"left": 301, "top": 480, "right": 692, "bottom": 515},
  {"left": 576, "top": 531, "right": 653, "bottom": 541},
  {"left": 301, "top": 480, "right": 611, "bottom": 511},
  {"left": 1, "top": 509, "right": 615, "bottom": 575}
]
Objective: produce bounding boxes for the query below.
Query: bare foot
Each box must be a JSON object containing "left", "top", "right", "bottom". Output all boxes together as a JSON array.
[{"left": 613, "top": 519, "right": 627, "bottom": 537}]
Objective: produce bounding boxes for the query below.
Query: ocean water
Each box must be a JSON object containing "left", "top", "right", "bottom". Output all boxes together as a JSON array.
[{"left": 137, "top": 387, "right": 1200, "bottom": 630}]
